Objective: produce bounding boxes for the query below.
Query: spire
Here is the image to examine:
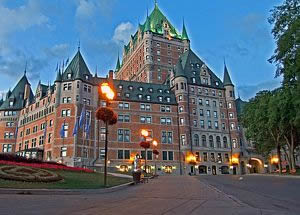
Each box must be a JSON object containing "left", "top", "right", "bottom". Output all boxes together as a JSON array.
[
  {"left": 78, "top": 40, "right": 80, "bottom": 51},
  {"left": 182, "top": 18, "right": 189, "bottom": 41},
  {"left": 144, "top": 14, "right": 151, "bottom": 32},
  {"left": 223, "top": 60, "right": 233, "bottom": 86},
  {"left": 95, "top": 65, "right": 98, "bottom": 77},
  {"left": 55, "top": 70, "right": 62, "bottom": 82},
  {"left": 24, "top": 61, "right": 27, "bottom": 75},
  {"left": 115, "top": 52, "right": 121, "bottom": 72}
]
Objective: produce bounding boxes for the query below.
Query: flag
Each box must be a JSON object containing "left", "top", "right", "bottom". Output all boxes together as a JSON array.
[
  {"left": 73, "top": 117, "right": 79, "bottom": 136},
  {"left": 43, "top": 123, "right": 47, "bottom": 139},
  {"left": 85, "top": 120, "right": 90, "bottom": 139},
  {"left": 79, "top": 106, "right": 86, "bottom": 129},
  {"left": 60, "top": 122, "right": 65, "bottom": 138},
  {"left": 14, "top": 125, "right": 18, "bottom": 138}
]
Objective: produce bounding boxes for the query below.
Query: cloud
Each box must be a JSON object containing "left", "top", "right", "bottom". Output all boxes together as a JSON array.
[
  {"left": 237, "top": 79, "right": 281, "bottom": 100},
  {"left": 113, "top": 22, "right": 135, "bottom": 44},
  {"left": 44, "top": 44, "right": 70, "bottom": 58},
  {"left": 75, "top": 0, "right": 117, "bottom": 19},
  {"left": 76, "top": 0, "right": 96, "bottom": 19},
  {"left": 0, "top": 0, "right": 49, "bottom": 38}
]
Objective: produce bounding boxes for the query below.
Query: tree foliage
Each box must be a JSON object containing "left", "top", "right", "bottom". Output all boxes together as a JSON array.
[{"left": 268, "top": 0, "right": 300, "bottom": 84}]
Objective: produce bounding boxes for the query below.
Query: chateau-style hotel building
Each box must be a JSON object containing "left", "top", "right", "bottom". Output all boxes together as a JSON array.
[{"left": 0, "top": 3, "right": 260, "bottom": 175}]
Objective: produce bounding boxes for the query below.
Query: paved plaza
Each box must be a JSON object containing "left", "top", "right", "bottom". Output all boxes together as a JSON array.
[{"left": 1, "top": 175, "right": 299, "bottom": 215}]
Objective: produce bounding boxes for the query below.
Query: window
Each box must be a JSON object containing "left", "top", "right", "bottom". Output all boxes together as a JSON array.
[
  {"left": 162, "top": 131, "right": 173, "bottom": 144},
  {"left": 206, "top": 100, "right": 210, "bottom": 106},
  {"left": 209, "top": 135, "right": 214, "bottom": 148},
  {"left": 203, "top": 152, "right": 208, "bottom": 161},
  {"left": 158, "top": 96, "right": 163, "bottom": 102},
  {"left": 223, "top": 137, "right": 228, "bottom": 148},
  {"left": 192, "top": 108, "right": 196, "bottom": 115},
  {"left": 61, "top": 147, "right": 67, "bottom": 157},
  {"left": 228, "top": 102, "right": 232, "bottom": 109},
  {"left": 194, "top": 134, "right": 199, "bottom": 146},
  {"left": 99, "top": 149, "right": 105, "bottom": 159},
  {"left": 229, "top": 113, "right": 234, "bottom": 119},
  {"left": 118, "top": 129, "right": 130, "bottom": 142},
  {"left": 61, "top": 109, "right": 71, "bottom": 117},
  {"left": 200, "top": 120, "right": 204, "bottom": 128},
  {"left": 178, "top": 95, "right": 183, "bottom": 101},
  {"left": 119, "top": 102, "right": 129, "bottom": 109},
  {"left": 39, "top": 136, "right": 44, "bottom": 145},
  {"left": 63, "top": 124, "right": 68, "bottom": 137},
  {"left": 162, "top": 151, "right": 173, "bottom": 160},
  {"left": 199, "top": 109, "right": 203, "bottom": 116},
  {"left": 63, "top": 83, "right": 72, "bottom": 91},
  {"left": 214, "top": 111, "right": 218, "bottom": 118},
  {"left": 198, "top": 98, "right": 203, "bottom": 105},
  {"left": 214, "top": 121, "right": 219, "bottom": 129},
  {"left": 62, "top": 97, "right": 71, "bottom": 103},
  {"left": 6, "top": 122, "right": 14, "bottom": 127},
  {"left": 230, "top": 123, "right": 235, "bottom": 130},
  {"left": 117, "top": 150, "right": 130, "bottom": 159},
  {"left": 225, "top": 154, "right": 229, "bottom": 162},
  {"left": 192, "top": 78, "right": 196, "bottom": 83},
  {"left": 49, "top": 119, "right": 53, "bottom": 127},
  {"left": 191, "top": 98, "right": 195, "bottom": 104},
  {"left": 166, "top": 97, "right": 171, "bottom": 103},
  {"left": 213, "top": 101, "right": 217, "bottom": 107},
  {"left": 160, "top": 117, "right": 172, "bottom": 125},
  {"left": 118, "top": 114, "right": 130, "bottom": 122},
  {"left": 208, "top": 120, "right": 212, "bottom": 129},
  {"left": 179, "top": 118, "right": 184, "bottom": 125},
  {"left": 2, "top": 144, "right": 12, "bottom": 152},
  {"left": 216, "top": 136, "right": 221, "bottom": 148},
  {"left": 180, "top": 135, "right": 186, "bottom": 145},
  {"left": 179, "top": 106, "right": 183, "bottom": 113},
  {"left": 138, "top": 94, "right": 142, "bottom": 99},
  {"left": 232, "top": 139, "right": 237, "bottom": 148},
  {"left": 146, "top": 95, "right": 151, "bottom": 101},
  {"left": 161, "top": 105, "right": 170, "bottom": 112},
  {"left": 202, "top": 135, "right": 207, "bottom": 147},
  {"left": 100, "top": 128, "right": 106, "bottom": 141},
  {"left": 222, "top": 123, "right": 226, "bottom": 130},
  {"left": 48, "top": 133, "right": 52, "bottom": 143},
  {"left": 193, "top": 120, "right": 197, "bottom": 127},
  {"left": 31, "top": 138, "right": 37, "bottom": 148},
  {"left": 206, "top": 110, "right": 211, "bottom": 117}
]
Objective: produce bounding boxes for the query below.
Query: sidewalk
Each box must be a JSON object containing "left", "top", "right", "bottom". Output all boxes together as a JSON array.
[{"left": 250, "top": 173, "right": 300, "bottom": 179}]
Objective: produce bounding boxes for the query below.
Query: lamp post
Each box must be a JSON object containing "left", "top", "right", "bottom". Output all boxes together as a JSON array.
[
  {"left": 97, "top": 82, "right": 115, "bottom": 187},
  {"left": 140, "top": 129, "right": 149, "bottom": 174},
  {"left": 152, "top": 140, "right": 159, "bottom": 176}
]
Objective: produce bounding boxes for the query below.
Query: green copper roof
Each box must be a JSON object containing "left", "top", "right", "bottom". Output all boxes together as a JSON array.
[
  {"left": 173, "top": 49, "right": 224, "bottom": 89},
  {"left": 143, "top": 4, "right": 181, "bottom": 39},
  {"left": 115, "top": 53, "right": 121, "bottom": 72},
  {"left": 55, "top": 70, "right": 62, "bottom": 82},
  {"left": 182, "top": 20, "right": 189, "bottom": 40},
  {"left": 223, "top": 63, "right": 233, "bottom": 86},
  {"left": 0, "top": 74, "right": 34, "bottom": 110},
  {"left": 62, "top": 50, "right": 92, "bottom": 81}
]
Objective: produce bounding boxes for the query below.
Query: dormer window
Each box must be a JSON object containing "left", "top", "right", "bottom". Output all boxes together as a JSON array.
[
  {"left": 158, "top": 96, "right": 163, "bottom": 102},
  {"left": 193, "top": 71, "right": 196, "bottom": 76},
  {"left": 165, "top": 89, "right": 170, "bottom": 94},
  {"left": 146, "top": 95, "right": 151, "bottom": 101},
  {"left": 166, "top": 97, "right": 171, "bottom": 103},
  {"left": 216, "top": 81, "right": 219, "bottom": 86},
  {"left": 128, "top": 86, "right": 133, "bottom": 91},
  {"left": 196, "top": 64, "right": 200, "bottom": 68},
  {"left": 158, "top": 89, "right": 163, "bottom": 93},
  {"left": 9, "top": 101, "right": 13, "bottom": 107},
  {"left": 85, "top": 75, "right": 89, "bottom": 80},
  {"left": 67, "top": 73, "right": 72, "bottom": 79},
  {"left": 138, "top": 87, "right": 143, "bottom": 91},
  {"left": 192, "top": 77, "right": 196, "bottom": 83},
  {"left": 125, "top": 93, "right": 130, "bottom": 98},
  {"left": 138, "top": 94, "right": 142, "bottom": 99},
  {"left": 149, "top": 88, "right": 153, "bottom": 93},
  {"left": 118, "top": 85, "right": 123, "bottom": 90}
]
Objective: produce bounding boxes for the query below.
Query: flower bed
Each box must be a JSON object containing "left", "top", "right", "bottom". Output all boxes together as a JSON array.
[
  {"left": 0, "top": 165, "right": 62, "bottom": 183},
  {"left": 0, "top": 160, "right": 93, "bottom": 173}
]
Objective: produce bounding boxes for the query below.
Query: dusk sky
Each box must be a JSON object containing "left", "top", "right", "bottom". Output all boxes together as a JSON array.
[{"left": 0, "top": 0, "right": 283, "bottom": 100}]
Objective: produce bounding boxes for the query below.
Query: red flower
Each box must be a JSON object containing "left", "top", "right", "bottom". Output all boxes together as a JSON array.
[
  {"left": 96, "top": 107, "right": 115, "bottom": 122},
  {"left": 153, "top": 149, "right": 159, "bottom": 155},
  {"left": 109, "top": 113, "right": 117, "bottom": 125},
  {"left": 140, "top": 141, "right": 150, "bottom": 149}
]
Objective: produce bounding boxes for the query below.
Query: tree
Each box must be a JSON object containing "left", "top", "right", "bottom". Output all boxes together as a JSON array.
[
  {"left": 268, "top": 0, "right": 300, "bottom": 85},
  {"left": 242, "top": 91, "right": 283, "bottom": 173}
]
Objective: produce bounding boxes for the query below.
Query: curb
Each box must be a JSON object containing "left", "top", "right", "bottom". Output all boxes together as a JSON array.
[
  {"left": 249, "top": 173, "right": 300, "bottom": 179},
  {"left": 0, "top": 181, "right": 135, "bottom": 195}
]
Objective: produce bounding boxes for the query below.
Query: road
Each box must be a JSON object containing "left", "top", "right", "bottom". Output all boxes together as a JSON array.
[
  {"left": 198, "top": 174, "right": 300, "bottom": 215},
  {"left": 0, "top": 175, "right": 298, "bottom": 215}
]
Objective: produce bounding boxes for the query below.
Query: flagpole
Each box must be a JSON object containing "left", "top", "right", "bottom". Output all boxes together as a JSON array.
[{"left": 62, "top": 118, "right": 65, "bottom": 163}]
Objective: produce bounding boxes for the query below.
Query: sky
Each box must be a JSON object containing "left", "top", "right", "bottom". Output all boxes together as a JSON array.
[{"left": 0, "top": 0, "right": 283, "bottom": 100}]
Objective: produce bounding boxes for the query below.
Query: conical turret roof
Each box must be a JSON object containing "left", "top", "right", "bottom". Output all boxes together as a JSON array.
[{"left": 223, "top": 63, "right": 233, "bottom": 86}]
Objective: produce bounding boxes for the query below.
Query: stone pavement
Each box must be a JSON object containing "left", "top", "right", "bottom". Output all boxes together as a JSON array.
[{"left": 0, "top": 176, "right": 287, "bottom": 215}]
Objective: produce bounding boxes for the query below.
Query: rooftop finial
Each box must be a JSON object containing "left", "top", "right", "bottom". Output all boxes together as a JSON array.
[
  {"left": 24, "top": 61, "right": 27, "bottom": 75},
  {"left": 78, "top": 39, "right": 80, "bottom": 51},
  {"left": 155, "top": 0, "right": 157, "bottom": 6}
]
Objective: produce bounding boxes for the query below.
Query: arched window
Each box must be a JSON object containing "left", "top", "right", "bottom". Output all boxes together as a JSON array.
[
  {"left": 202, "top": 135, "right": 207, "bottom": 147},
  {"left": 209, "top": 135, "right": 214, "bottom": 148},
  {"left": 194, "top": 134, "right": 199, "bottom": 146},
  {"left": 216, "top": 136, "right": 221, "bottom": 148},
  {"left": 223, "top": 136, "right": 228, "bottom": 148}
]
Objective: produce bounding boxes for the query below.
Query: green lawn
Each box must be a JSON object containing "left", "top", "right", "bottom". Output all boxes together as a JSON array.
[{"left": 0, "top": 166, "right": 131, "bottom": 189}]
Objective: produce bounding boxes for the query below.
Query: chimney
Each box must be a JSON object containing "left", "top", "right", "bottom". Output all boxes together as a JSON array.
[{"left": 109, "top": 70, "right": 114, "bottom": 80}]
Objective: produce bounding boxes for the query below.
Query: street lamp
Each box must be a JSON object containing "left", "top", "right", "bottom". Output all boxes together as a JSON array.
[
  {"left": 152, "top": 140, "right": 159, "bottom": 177},
  {"left": 97, "top": 82, "right": 116, "bottom": 187},
  {"left": 140, "top": 129, "right": 150, "bottom": 174}
]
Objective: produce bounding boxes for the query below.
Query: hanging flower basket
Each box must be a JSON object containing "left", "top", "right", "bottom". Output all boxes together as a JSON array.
[
  {"left": 189, "top": 161, "right": 197, "bottom": 165},
  {"left": 96, "top": 107, "right": 114, "bottom": 122},
  {"left": 153, "top": 149, "right": 159, "bottom": 155},
  {"left": 109, "top": 113, "right": 117, "bottom": 125},
  {"left": 140, "top": 141, "right": 150, "bottom": 149}
]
